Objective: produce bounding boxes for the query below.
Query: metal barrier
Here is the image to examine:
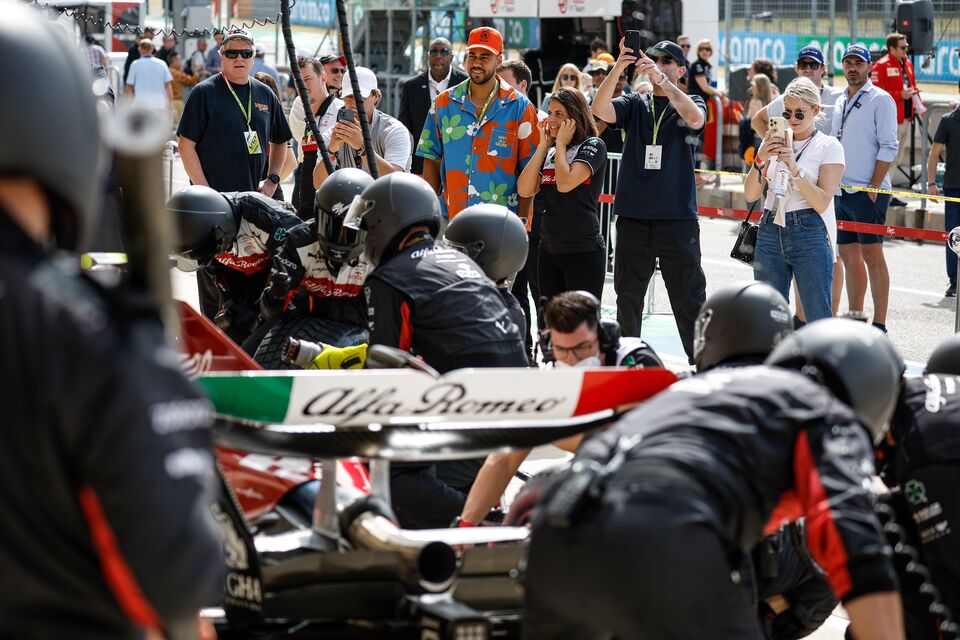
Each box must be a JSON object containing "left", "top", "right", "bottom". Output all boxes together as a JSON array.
[{"left": 163, "top": 141, "right": 179, "bottom": 200}]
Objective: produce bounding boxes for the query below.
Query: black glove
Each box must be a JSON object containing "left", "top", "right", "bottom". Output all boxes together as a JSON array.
[{"left": 259, "top": 257, "right": 292, "bottom": 320}]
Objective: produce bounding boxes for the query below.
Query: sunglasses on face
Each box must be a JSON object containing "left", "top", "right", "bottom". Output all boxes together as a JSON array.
[
  {"left": 680, "top": 44, "right": 691, "bottom": 49},
  {"left": 782, "top": 109, "right": 809, "bottom": 120},
  {"left": 328, "top": 67, "right": 345, "bottom": 74},
  {"left": 652, "top": 56, "right": 676, "bottom": 65},
  {"left": 797, "top": 60, "right": 821, "bottom": 70},
  {"left": 699, "top": 47, "right": 712, "bottom": 52},
  {"left": 223, "top": 49, "right": 254, "bottom": 59},
  {"left": 428, "top": 48, "right": 451, "bottom": 57},
  {"left": 561, "top": 74, "right": 578, "bottom": 81}
]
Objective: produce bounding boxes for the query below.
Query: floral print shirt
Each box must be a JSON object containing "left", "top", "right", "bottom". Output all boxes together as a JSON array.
[{"left": 416, "top": 76, "right": 540, "bottom": 219}]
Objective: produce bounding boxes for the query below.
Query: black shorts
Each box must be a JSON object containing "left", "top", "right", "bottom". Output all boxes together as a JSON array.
[
  {"left": 835, "top": 190, "right": 892, "bottom": 245},
  {"left": 524, "top": 486, "right": 763, "bottom": 639}
]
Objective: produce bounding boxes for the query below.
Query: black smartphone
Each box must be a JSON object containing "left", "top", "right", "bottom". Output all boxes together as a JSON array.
[
  {"left": 625, "top": 30, "right": 641, "bottom": 55},
  {"left": 337, "top": 107, "right": 355, "bottom": 123}
]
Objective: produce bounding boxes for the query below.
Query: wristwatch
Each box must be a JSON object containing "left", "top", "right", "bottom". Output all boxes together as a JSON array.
[
  {"left": 656, "top": 73, "right": 669, "bottom": 86},
  {"left": 267, "top": 173, "right": 280, "bottom": 185},
  {"left": 795, "top": 167, "right": 807, "bottom": 181},
  {"left": 358, "top": 146, "right": 367, "bottom": 157}
]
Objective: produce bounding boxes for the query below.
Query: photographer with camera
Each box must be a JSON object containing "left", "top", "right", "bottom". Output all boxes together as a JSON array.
[{"left": 313, "top": 66, "right": 411, "bottom": 189}]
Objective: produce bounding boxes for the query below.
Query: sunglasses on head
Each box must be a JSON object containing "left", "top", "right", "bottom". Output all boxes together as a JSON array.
[
  {"left": 782, "top": 109, "right": 809, "bottom": 120},
  {"left": 223, "top": 49, "right": 254, "bottom": 59},
  {"left": 428, "top": 48, "right": 451, "bottom": 57},
  {"left": 561, "top": 74, "right": 578, "bottom": 81}
]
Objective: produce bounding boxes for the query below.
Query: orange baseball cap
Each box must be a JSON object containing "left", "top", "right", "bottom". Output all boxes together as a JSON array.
[{"left": 466, "top": 27, "right": 503, "bottom": 55}]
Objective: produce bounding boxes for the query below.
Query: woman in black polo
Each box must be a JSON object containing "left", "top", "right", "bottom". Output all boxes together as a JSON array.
[{"left": 518, "top": 87, "right": 607, "bottom": 300}]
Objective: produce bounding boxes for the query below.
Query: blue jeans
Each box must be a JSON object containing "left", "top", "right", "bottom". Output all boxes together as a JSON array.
[
  {"left": 754, "top": 208, "right": 834, "bottom": 322},
  {"left": 945, "top": 188, "right": 960, "bottom": 286}
]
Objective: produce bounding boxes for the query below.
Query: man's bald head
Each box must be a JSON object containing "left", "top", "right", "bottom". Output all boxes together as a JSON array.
[{"left": 427, "top": 37, "right": 454, "bottom": 81}]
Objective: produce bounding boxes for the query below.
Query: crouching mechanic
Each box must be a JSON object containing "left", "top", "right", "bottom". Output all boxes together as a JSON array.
[
  {"left": 876, "top": 334, "right": 960, "bottom": 638},
  {"left": 457, "top": 290, "right": 663, "bottom": 527},
  {"left": 523, "top": 318, "right": 906, "bottom": 640},
  {"left": 0, "top": 4, "right": 223, "bottom": 636},
  {"left": 259, "top": 167, "right": 374, "bottom": 329},
  {"left": 345, "top": 172, "right": 527, "bottom": 529},
  {"left": 167, "top": 185, "right": 300, "bottom": 351},
  {"left": 442, "top": 202, "right": 530, "bottom": 337}
]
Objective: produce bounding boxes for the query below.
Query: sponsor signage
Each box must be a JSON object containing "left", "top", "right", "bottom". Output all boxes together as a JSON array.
[
  {"left": 469, "top": 0, "right": 538, "bottom": 18},
  {"left": 719, "top": 30, "right": 960, "bottom": 83},
  {"left": 289, "top": 0, "right": 336, "bottom": 28},
  {"left": 538, "top": 0, "right": 620, "bottom": 18}
]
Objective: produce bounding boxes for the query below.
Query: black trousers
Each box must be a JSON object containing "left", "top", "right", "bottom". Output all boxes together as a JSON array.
[
  {"left": 524, "top": 486, "right": 763, "bottom": 640},
  {"left": 538, "top": 245, "right": 607, "bottom": 302},
  {"left": 613, "top": 217, "right": 707, "bottom": 362},
  {"left": 511, "top": 229, "right": 541, "bottom": 357}
]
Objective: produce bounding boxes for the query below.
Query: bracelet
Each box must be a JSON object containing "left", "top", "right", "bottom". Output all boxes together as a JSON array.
[{"left": 656, "top": 74, "right": 669, "bottom": 86}]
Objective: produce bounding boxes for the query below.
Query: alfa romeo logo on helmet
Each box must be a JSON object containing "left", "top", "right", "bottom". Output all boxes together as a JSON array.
[{"left": 905, "top": 479, "right": 928, "bottom": 506}]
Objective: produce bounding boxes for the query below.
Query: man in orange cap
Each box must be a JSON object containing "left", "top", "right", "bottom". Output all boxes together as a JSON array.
[{"left": 416, "top": 27, "right": 540, "bottom": 222}]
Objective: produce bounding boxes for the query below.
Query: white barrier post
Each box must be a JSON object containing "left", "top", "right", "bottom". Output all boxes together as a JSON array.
[
  {"left": 950, "top": 226, "right": 960, "bottom": 332},
  {"left": 163, "top": 141, "right": 178, "bottom": 200}
]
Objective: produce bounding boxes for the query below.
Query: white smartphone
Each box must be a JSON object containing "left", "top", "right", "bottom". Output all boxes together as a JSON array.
[{"left": 768, "top": 116, "right": 788, "bottom": 139}]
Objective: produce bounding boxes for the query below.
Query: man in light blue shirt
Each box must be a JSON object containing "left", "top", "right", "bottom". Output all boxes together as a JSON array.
[
  {"left": 830, "top": 44, "right": 898, "bottom": 333},
  {"left": 250, "top": 44, "right": 281, "bottom": 89},
  {"left": 124, "top": 39, "right": 172, "bottom": 111}
]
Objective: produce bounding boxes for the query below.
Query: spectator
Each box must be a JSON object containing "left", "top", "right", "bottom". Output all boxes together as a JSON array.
[
  {"left": 288, "top": 56, "right": 342, "bottom": 218},
  {"left": 588, "top": 36, "right": 609, "bottom": 62},
  {"left": 417, "top": 26, "right": 540, "bottom": 221},
  {"left": 124, "top": 39, "right": 172, "bottom": 111},
  {"left": 519, "top": 87, "right": 607, "bottom": 300},
  {"left": 830, "top": 44, "right": 898, "bottom": 332},
  {"left": 753, "top": 46, "right": 843, "bottom": 137},
  {"left": 749, "top": 58, "right": 778, "bottom": 91},
  {"left": 157, "top": 33, "right": 176, "bottom": 63},
  {"left": 188, "top": 37, "right": 208, "bottom": 78},
  {"left": 122, "top": 27, "right": 153, "bottom": 83},
  {"left": 255, "top": 71, "right": 297, "bottom": 203},
  {"left": 250, "top": 43, "right": 281, "bottom": 89},
  {"left": 167, "top": 51, "right": 199, "bottom": 122},
  {"left": 927, "top": 93, "right": 960, "bottom": 297},
  {"left": 320, "top": 52, "right": 346, "bottom": 95},
  {"left": 83, "top": 34, "right": 108, "bottom": 69},
  {"left": 315, "top": 66, "right": 411, "bottom": 187},
  {"left": 743, "top": 77, "right": 845, "bottom": 323},
  {"left": 688, "top": 38, "right": 726, "bottom": 107},
  {"left": 177, "top": 27, "right": 293, "bottom": 320},
  {"left": 592, "top": 39, "right": 707, "bottom": 363},
  {"left": 677, "top": 34, "right": 692, "bottom": 65},
  {"left": 872, "top": 32, "right": 920, "bottom": 203},
  {"left": 739, "top": 73, "right": 773, "bottom": 165},
  {"left": 398, "top": 37, "right": 468, "bottom": 175},
  {"left": 584, "top": 59, "right": 610, "bottom": 103},
  {"left": 541, "top": 62, "right": 584, "bottom": 112},
  {"left": 205, "top": 29, "right": 223, "bottom": 75}
]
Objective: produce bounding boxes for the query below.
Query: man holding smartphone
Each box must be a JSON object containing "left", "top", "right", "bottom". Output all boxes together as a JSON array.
[
  {"left": 592, "top": 38, "right": 707, "bottom": 364},
  {"left": 313, "top": 66, "right": 411, "bottom": 188}
]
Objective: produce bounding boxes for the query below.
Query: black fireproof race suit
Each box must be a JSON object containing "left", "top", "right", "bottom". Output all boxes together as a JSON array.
[
  {"left": 0, "top": 213, "right": 224, "bottom": 638},
  {"left": 196, "top": 191, "right": 300, "bottom": 346},
  {"left": 524, "top": 366, "right": 897, "bottom": 639},
  {"left": 881, "top": 374, "right": 960, "bottom": 638},
  {"left": 259, "top": 219, "right": 370, "bottom": 328},
  {"left": 365, "top": 235, "right": 528, "bottom": 529}
]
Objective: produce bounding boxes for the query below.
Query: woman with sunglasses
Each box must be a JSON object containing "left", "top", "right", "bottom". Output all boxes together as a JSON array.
[
  {"left": 688, "top": 39, "right": 726, "bottom": 108},
  {"left": 540, "top": 63, "right": 584, "bottom": 112},
  {"left": 519, "top": 87, "right": 607, "bottom": 300},
  {"left": 743, "top": 76, "right": 845, "bottom": 323}
]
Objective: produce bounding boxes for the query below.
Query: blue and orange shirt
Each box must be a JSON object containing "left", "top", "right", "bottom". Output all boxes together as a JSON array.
[{"left": 416, "top": 76, "right": 540, "bottom": 219}]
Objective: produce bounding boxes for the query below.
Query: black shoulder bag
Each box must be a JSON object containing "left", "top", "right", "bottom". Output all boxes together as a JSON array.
[{"left": 730, "top": 182, "right": 764, "bottom": 265}]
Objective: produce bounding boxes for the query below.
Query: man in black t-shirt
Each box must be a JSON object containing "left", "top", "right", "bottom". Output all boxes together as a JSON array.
[
  {"left": 927, "top": 98, "right": 960, "bottom": 297},
  {"left": 177, "top": 28, "right": 293, "bottom": 321},
  {"left": 592, "top": 39, "right": 707, "bottom": 364}
]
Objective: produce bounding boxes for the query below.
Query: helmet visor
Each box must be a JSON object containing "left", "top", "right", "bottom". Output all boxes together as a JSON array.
[
  {"left": 343, "top": 195, "right": 375, "bottom": 231},
  {"left": 319, "top": 204, "right": 363, "bottom": 249},
  {"left": 442, "top": 238, "right": 484, "bottom": 261}
]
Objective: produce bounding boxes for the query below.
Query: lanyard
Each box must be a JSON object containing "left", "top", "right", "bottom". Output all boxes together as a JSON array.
[
  {"left": 224, "top": 77, "right": 252, "bottom": 130},
  {"left": 649, "top": 96, "right": 669, "bottom": 145},
  {"left": 838, "top": 86, "right": 867, "bottom": 140},
  {"left": 470, "top": 82, "right": 498, "bottom": 127}
]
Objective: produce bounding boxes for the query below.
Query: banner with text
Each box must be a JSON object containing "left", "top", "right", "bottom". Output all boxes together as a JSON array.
[
  {"left": 289, "top": 0, "right": 336, "bottom": 28},
  {"left": 719, "top": 30, "right": 960, "bottom": 83}
]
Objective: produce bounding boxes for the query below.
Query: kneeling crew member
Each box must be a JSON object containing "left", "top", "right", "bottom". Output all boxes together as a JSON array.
[
  {"left": 346, "top": 172, "right": 527, "bottom": 529},
  {"left": 168, "top": 185, "right": 300, "bottom": 350},
  {"left": 524, "top": 319, "right": 906, "bottom": 640},
  {"left": 458, "top": 290, "right": 663, "bottom": 526}
]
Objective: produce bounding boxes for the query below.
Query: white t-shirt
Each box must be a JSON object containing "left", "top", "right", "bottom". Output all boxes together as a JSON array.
[
  {"left": 288, "top": 94, "right": 343, "bottom": 156},
  {"left": 763, "top": 131, "right": 845, "bottom": 256},
  {"left": 767, "top": 85, "right": 844, "bottom": 135},
  {"left": 322, "top": 109, "right": 412, "bottom": 172},
  {"left": 126, "top": 55, "right": 173, "bottom": 109}
]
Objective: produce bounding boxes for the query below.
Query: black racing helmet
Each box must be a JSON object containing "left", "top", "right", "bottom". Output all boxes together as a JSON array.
[
  {"left": 165, "top": 186, "right": 236, "bottom": 271},
  {"left": 693, "top": 281, "right": 792, "bottom": 372},
  {"left": 315, "top": 168, "right": 374, "bottom": 265},
  {"left": 443, "top": 203, "right": 529, "bottom": 283},
  {"left": 765, "top": 318, "right": 906, "bottom": 444},
  {"left": 344, "top": 173, "right": 441, "bottom": 267},
  {"left": 0, "top": 2, "right": 105, "bottom": 251},
  {"left": 925, "top": 334, "right": 960, "bottom": 376}
]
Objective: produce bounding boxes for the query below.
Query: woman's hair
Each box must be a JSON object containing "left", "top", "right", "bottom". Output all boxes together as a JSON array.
[
  {"left": 750, "top": 73, "right": 774, "bottom": 105},
  {"left": 548, "top": 87, "right": 598, "bottom": 145},
  {"left": 782, "top": 76, "right": 821, "bottom": 108},
  {"left": 752, "top": 58, "right": 777, "bottom": 82},
  {"left": 255, "top": 72, "right": 281, "bottom": 100},
  {"left": 551, "top": 63, "right": 583, "bottom": 94}
]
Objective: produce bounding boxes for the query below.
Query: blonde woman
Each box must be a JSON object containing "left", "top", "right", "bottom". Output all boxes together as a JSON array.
[
  {"left": 743, "top": 76, "right": 845, "bottom": 322},
  {"left": 746, "top": 73, "right": 774, "bottom": 118},
  {"left": 540, "top": 63, "right": 583, "bottom": 111}
]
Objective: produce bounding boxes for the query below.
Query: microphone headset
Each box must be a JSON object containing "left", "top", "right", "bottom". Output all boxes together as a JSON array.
[{"left": 538, "top": 291, "right": 620, "bottom": 363}]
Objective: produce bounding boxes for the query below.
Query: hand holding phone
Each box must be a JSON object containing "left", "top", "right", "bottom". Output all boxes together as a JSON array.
[
  {"left": 337, "top": 107, "right": 355, "bottom": 123},
  {"left": 624, "top": 30, "right": 641, "bottom": 56},
  {"left": 768, "top": 116, "right": 787, "bottom": 140}
]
